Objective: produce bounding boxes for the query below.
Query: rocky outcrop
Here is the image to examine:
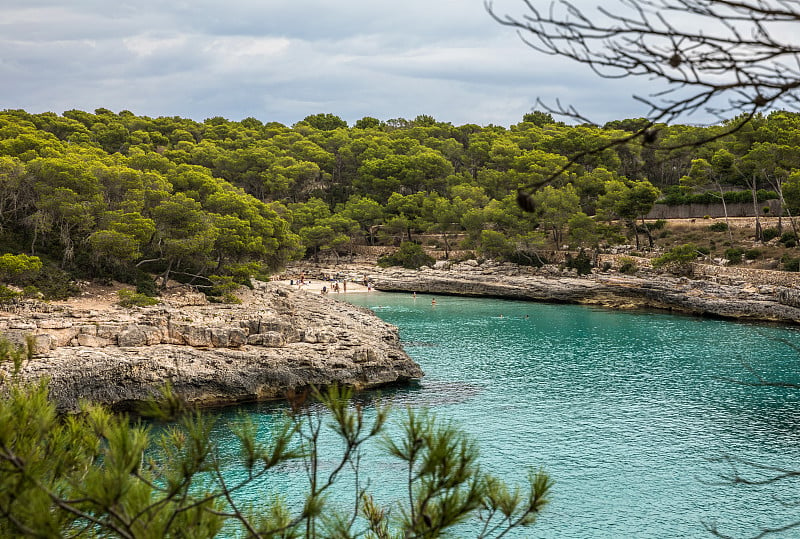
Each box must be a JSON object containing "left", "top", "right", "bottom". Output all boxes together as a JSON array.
[
  {"left": 0, "top": 282, "right": 422, "bottom": 412},
  {"left": 293, "top": 261, "right": 800, "bottom": 325}
]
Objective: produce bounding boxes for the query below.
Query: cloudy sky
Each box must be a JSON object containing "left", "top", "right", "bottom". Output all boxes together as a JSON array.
[{"left": 0, "top": 0, "right": 659, "bottom": 127}]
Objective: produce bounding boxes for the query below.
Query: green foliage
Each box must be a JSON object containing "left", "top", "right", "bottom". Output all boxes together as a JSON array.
[
  {"left": 565, "top": 249, "right": 594, "bottom": 275},
  {"left": 0, "top": 382, "right": 551, "bottom": 538},
  {"left": 724, "top": 247, "right": 745, "bottom": 264},
  {"left": 25, "top": 265, "right": 80, "bottom": 300},
  {"left": 659, "top": 187, "right": 779, "bottom": 206},
  {"left": 522, "top": 110, "right": 559, "bottom": 127},
  {"left": 567, "top": 211, "right": 599, "bottom": 248},
  {"left": 0, "top": 253, "right": 42, "bottom": 283},
  {"left": 135, "top": 271, "right": 158, "bottom": 297},
  {"left": 478, "top": 230, "right": 515, "bottom": 260},
  {"left": 708, "top": 222, "right": 729, "bottom": 232},
  {"left": 378, "top": 241, "right": 435, "bottom": 269},
  {"left": 782, "top": 254, "right": 800, "bottom": 272},
  {"left": 206, "top": 275, "right": 242, "bottom": 304},
  {"left": 6, "top": 107, "right": 800, "bottom": 281},
  {"left": 0, "top": 284, "right": 21, "bottom": 304},
  {"left": 301, "top": 113, "right": 348, "bottom": 131},
  {"left": 762, "top": 227, "right": 780, "bottom": 241},
  {"left": 0, "top": 335, "right": 33, "bottom": 378},
  {"left": 745, "top": 248, "right": 762, "bottom": 260},
  {"left": 117, "top": 289, "right": 159, "bottom": 307},
  {"left": 617, "top": 256, "right": 638, "bottom": 274},
  {"left": 652, "top": 243, "right": 701, "bottom": 275}
]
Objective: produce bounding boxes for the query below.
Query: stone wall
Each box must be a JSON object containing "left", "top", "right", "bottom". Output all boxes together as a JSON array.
[
  {"left": 646, "top": 200, "right": 781, "bottom": 219},
  {"left": 692, "top": 263, "right": 800, "bottom": 288}
]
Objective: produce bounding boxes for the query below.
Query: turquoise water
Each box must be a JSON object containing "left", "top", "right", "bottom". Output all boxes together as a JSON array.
[{"left": 211, "top": 293, "right": 800, "bottom": 538}]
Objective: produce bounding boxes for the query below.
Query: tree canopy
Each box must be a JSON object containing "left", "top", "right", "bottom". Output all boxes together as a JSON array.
[{"left": 2, "top": 107, "right": 800, "bottom": 291}]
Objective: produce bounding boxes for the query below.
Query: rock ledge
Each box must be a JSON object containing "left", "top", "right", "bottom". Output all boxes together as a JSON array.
[{"left": 0, "top": 282, "right": 422, "bottom": 412}]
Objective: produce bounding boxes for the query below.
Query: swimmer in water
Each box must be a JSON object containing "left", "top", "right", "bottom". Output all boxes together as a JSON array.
[{"left": 431, "top": 298, "right": 436, "bottom": 305}]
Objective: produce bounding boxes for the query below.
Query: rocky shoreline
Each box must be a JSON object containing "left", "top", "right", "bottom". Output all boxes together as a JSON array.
[
  {"left": 0, "top": 282, "right": 422, "bottom": 412},
  {"left": 6, "top": 259, "right": 800, "bottom": 412},
  {"left": 288, "top": 260, "right": 800, "bottom": 325}
]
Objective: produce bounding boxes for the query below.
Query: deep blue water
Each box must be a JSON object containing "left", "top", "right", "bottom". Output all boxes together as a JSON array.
[{"left": 209, "top": 293, "right": 800, "bottom": 538}]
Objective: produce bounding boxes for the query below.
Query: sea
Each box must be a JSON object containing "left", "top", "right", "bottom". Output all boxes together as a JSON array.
[{"left": 205, "top": 292, "right": 800, "bottom": 538}]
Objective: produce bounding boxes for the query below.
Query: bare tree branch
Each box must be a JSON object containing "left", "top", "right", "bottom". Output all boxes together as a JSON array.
[{"left": 486, "top": 0, "right": 800, "bottom": 205}]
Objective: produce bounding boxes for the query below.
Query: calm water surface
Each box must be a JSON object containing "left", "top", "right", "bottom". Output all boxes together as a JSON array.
[{"left": 212, "top": 293, "right": 800, "bottom": 538}]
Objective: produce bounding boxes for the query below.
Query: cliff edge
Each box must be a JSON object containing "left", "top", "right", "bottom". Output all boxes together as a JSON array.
[{"left": 0, "top": 281, "right": 422, "bottom": 412}]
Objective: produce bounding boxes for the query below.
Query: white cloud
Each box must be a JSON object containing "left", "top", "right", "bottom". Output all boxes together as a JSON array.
[
  {"left": 0, "top": 0, "right": 700, "bottom": 126},
  {"left": 124, "top": 34, "right": 190, "bottom": 58}
]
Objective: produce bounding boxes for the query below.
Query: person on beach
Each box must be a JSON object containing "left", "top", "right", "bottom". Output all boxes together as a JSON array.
[{"left": 343, "top": 281, "right": 347, "bottom": 293}]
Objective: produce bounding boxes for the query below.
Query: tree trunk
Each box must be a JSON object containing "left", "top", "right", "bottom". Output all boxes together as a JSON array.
[
  {"left": 749, "top": 174, "right": 762, "bottom": 242},
  {"left": 640, "top": 216, "right": 654, "bottom": 248},
  {"left": 715, "top": 182, "right": 734, "bottom": 244},
  {"left": 159, "top": 258, "right": 174, "bottom": 290}
]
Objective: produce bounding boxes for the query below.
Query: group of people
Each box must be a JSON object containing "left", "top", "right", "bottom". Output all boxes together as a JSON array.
[
  {"left": 321, "top": 280, "right": 347, "bottom": 294},
  {"left": 287, "top": 272, "right": 379, "bottom": 294}
]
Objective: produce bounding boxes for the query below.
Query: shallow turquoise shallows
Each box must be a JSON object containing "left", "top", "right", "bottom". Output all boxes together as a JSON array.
[{"left": 210, "top": 293, "right": 800, "bottom": 538}]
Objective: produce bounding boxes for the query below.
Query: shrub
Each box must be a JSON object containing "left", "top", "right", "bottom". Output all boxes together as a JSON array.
[
  {"left": 0, "top": 284, "right": 21, "bottom": 304},
  {"left": 780, "top": 231, "right": 797, "bottom": 244},
  {"left": 27, "top": 265, "right": 80, "bottom": 300},
  {"left": 0, "top": 335, "right": 33, "bottom": 377},
  {"left": 565, "top": 249, "right": 593, "bottom": 275},
  {"left": 652, "top": 243, "right": 700, "bottom": 275},
  {"left": 724, "top": 247, "right": 744, "bottom": 264},
  {"left": 708, "top": 222, "right": 729, "bottom": 232},
  {"left": 618, "top": 256, "right": 638, "bottom": 274},
  {"left": 0, "top": 253, "right": 42, "bottom": 283},
  {"left": 117, "top": 289, "right": 159, "bottom": 307},
  {"left": 206, "top": 275, "right": 242, "bottom": 304},
  {"left": 657, "top": 187, "right": 779, "bottom": 206},
  {"left": 135, "top": 271, "right": 158, "bottom": 297},
  {"left": 745, "top": 249, "right": 762, "bottom": 260},
  {"left": 378, "top": 242, "right": 435, "bottom": 269},
  {"left": 782, "top": 255, "right": 800, "bottom": 272},
  {"left": 477, "top": 230, "right": 514, "bottom": 260},
  {"left": 762, "top": 227, "right": 780, "bottom": 242}
]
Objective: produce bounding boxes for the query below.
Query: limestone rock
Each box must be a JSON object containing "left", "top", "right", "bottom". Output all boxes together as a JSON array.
[
  {"left": 301, "top": 262, "right": 800, "bottom": 326},
  {"left": 1, "top": 283, "right": 422, "bottom": 412}
]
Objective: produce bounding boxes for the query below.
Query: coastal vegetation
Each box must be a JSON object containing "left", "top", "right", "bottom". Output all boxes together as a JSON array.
[
  {"left": 0, "top": 362, "right": 551, "bottom": 538},
  {"left": 2, "top": 108, "right": 800, "bottom": 298}
]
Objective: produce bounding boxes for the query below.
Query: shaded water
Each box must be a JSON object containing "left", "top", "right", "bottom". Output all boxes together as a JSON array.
[{"left": 213, "top": 293, "right": 800, "bottom": 538}]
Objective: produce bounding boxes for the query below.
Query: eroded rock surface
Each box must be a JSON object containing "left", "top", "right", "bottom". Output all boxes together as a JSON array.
[
  {"left": 0, "top": 282, "right": 422, "bottom": 412},
  {"left": 291, "top": 261, "right": 800, "bottom": 325}
]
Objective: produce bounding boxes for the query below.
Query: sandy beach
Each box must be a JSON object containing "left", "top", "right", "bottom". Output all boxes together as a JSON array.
[{"left": 272, "top": 278, "right": 375, "bottom": 295}]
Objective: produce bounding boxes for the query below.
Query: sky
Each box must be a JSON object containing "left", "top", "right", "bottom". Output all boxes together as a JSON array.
[{"left": 0, "top": 0, "right": 662, "bottom": 127}]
